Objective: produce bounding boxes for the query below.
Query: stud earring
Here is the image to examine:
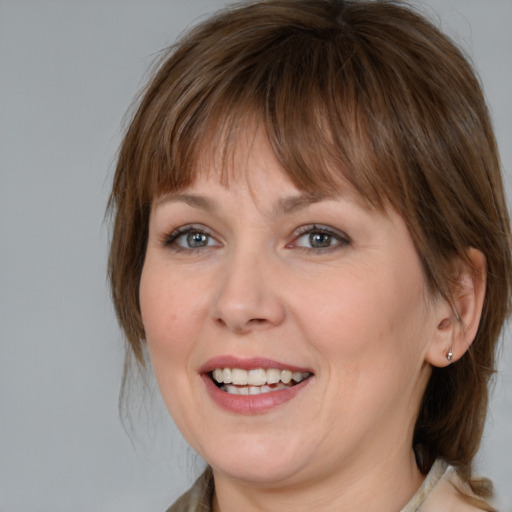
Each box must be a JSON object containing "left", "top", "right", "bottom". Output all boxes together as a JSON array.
[{"left": 446, "top": 347, "right": 453, "bottom": 362}]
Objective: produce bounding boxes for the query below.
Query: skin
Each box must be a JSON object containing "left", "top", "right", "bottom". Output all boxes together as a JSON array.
[{"left": 139, "top": 130, "right": 482, "bottom": 512}]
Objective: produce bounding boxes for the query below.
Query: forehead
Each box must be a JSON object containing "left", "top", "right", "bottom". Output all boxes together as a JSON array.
[
  {"left": 160, "top": 121, "right": 367, "bottom": 208},
  {"left": 151, "top": 129, "right": 397, "bottom": 242}
]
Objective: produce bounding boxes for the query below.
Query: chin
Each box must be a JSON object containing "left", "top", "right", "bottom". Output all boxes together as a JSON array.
[
  {"left": 211, "top": 454, "right": 309, "bottom": 486},
  {"left": 196, "top": 429, "right": 316, "bottom": 486}
]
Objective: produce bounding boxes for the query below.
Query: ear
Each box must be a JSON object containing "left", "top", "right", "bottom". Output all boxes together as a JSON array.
[{"left": 426, "top": 248, "right": 487, "bottom": 367}]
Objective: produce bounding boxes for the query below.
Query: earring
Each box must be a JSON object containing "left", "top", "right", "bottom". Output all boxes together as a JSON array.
[{"left": 446, "top": 347, "right": 453, "bottom": 362}]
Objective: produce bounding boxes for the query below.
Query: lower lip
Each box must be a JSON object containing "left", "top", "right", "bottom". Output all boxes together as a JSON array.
[{"left": 202, "top": 374, "right": 312, "bottom": 414}]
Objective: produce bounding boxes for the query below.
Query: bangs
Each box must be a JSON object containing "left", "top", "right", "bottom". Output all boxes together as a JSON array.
[
  {"left": 134, "top": 15, "right": 403, "bottom": 212},
  {"left": 116, "top": 0, "right": 499, "bottom": 296}
]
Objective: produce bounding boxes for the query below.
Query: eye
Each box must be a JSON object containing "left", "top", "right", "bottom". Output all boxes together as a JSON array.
[
  {"left": 304, "top": 232, "right": 334, "bottom": 248},
  {"left": 183, "top": 231, "right": 210, "bottom": 248},
  {"left": 164, "top": 226, "right": 221, "bottom": 251},
  {"left": 288, "top": 225, "right": 350, "bottom": 251}
]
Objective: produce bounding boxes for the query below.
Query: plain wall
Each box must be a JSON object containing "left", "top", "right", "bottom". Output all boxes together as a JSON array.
[{"left": 1, "top": 1, "right": 511, "bottom": 511}]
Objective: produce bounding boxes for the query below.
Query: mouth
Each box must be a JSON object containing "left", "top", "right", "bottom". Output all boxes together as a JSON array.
[{"left": 210, "top": 367, "right": 313, "bottom": 396}]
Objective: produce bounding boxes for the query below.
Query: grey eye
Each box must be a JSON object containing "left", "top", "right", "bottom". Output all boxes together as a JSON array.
[
  {"left": 309, "top": 232, "right": 333, "bottom": 248},
  {"left": 186, "top": 232, "right": 210, "bottom": 247},
  {"left": 291, "top": 225, "right": 350, "bottom": 252},
  {"left": 164, "top": 225, "right": 222, "bottom": 251}
]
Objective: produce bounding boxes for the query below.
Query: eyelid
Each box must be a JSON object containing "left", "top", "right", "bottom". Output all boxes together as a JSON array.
[
  {"left": 160, "top": 223, "right": 350, "bottom": 253},
  {"left": 162, "top": 224, "right": 221, "bottom": 249},
  {"left": 287, "top": 224, "right": 351, "bottom": 250}
]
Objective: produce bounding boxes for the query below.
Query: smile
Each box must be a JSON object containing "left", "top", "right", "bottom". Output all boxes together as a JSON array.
[{"left": 211, "top": 368, "right": 312, "bottom": 395}]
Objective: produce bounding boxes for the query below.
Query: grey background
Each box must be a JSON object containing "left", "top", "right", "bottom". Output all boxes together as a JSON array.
[{"left": 0, "top": 1, "right": 511, "bottom": 511}]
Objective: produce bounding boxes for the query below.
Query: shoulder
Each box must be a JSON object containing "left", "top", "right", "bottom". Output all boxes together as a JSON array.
[
  {"left": 420, "top": 465, "right": 494, "bottom": 512},
  {"left": 165, "top": 468, "right": 213, "bottom": 512}
]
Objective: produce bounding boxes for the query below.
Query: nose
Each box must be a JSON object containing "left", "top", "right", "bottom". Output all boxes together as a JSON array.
[{"left": 212, "top": 250, "right": 286, "bottom": 334}]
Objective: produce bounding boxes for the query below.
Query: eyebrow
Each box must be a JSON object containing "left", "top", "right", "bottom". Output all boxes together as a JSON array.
[
  {"left": 155, "top": 191, "right": 335, "bottom": 215},
  {"left": 155, "top": 193, "right": 218, "bottom": 212},
  {"left": 274, "top": 193, "right": 333, "bottom": 215}
]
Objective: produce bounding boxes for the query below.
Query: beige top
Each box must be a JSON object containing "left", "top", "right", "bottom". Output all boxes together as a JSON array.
[{"left": 167, "top": 459, "right": 491, "bottom": 512}]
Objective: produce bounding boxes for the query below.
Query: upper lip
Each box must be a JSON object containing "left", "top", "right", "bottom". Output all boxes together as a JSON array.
[{"left": 199, "top": 356, "right": 313, "bottom": 374}]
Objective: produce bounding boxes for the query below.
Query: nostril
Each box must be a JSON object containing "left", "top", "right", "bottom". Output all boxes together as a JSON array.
[
  {"left": 212, "top": 284, "right": 286, "bottom": 331},
  {"left": 214, "top": 315, "right": 269, "bottom": 333}
]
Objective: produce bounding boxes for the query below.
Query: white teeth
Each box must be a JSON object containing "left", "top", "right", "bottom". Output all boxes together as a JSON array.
[
  {"left": 266, "top": 368, "right": 281, "bottom": 384},
  {"left": 211, "top": 367, "right": 311, "bottom": 393},
  {"left": 213, "top": 368, "right": 223, "bottom": 383},
  {"left": 231, "top": 368, "right": 248, "bottom": 385},
  {"left": 281, "top": 370, "right": 292, "bottom": 384},
  {"left": 221, "top": 382, "right": 294, "bottom": 395},
  {"left": 248, "top": 369, "right": 267, "bottom": 386},
  {"left": 222, "top": 368, "right": 232, "bottom": 384}
]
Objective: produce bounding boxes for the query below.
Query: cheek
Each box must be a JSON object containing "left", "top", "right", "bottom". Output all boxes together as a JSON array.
[
  {"left": 139, "top": 263, "right": 200, "bottom": 373},
  {"left": 139, "top": 263, "right": 208, "bottom": 427},
  {"left": 293, "top": 267, "right": 433, "bottom": 433},
  {"left": 293, "top": 261, "right": 432, "bottom": 366}
]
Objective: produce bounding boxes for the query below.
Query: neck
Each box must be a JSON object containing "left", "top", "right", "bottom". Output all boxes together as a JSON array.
[{"left": 212, "top": 448, "right": 425, "bottom": 512}]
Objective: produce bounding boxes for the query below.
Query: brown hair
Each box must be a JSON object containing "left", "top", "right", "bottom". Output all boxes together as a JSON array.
[{"left": 108, "top": 1, "right": 511, "bottom": 507}]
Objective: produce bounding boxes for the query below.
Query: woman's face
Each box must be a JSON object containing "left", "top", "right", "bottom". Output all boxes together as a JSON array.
[{"left": 140, "top": 130, "right": 438, "bottom": 487}]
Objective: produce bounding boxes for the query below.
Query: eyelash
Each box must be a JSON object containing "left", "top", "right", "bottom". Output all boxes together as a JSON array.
[
  {"left": 162, "top": 224, "right": 351, "bottom": 253},
  {"left": 163, "top": 225, "right": 220, "bottom": 253},
  {"left": 288, "top": 224, "right": 351, "bottom": 253}
]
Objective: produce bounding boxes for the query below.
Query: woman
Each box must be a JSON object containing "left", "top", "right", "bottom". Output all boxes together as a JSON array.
[{"left": 108, "top": 1, "right": 511, "bottom": 510}]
